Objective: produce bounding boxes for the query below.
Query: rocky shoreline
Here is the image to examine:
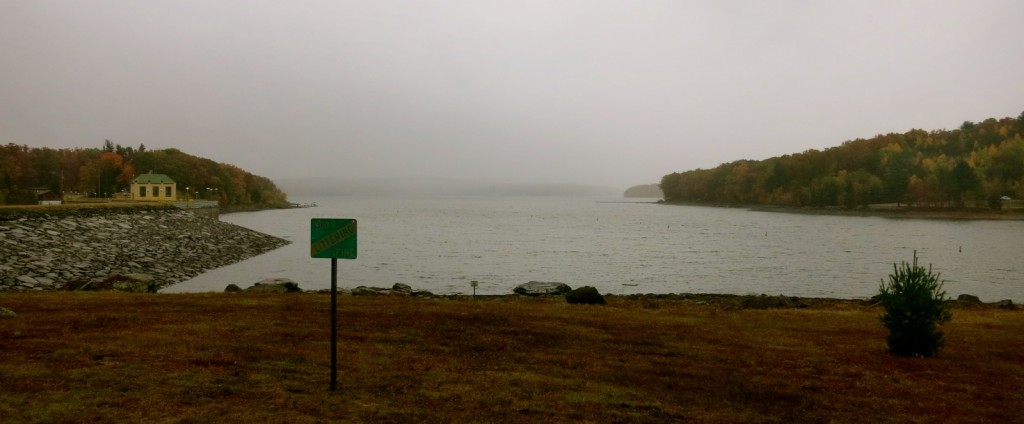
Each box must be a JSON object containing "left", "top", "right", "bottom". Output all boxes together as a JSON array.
[
  {"left": 0, "top": 206, "right": 289, "bottom": 291},
  {"left": 208, "top": 279, "right": 1017, "bottom": 311}
]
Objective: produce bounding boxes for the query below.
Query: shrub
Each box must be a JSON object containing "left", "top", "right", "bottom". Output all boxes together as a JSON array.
[{"left": 877, "top": 253, "right": 952, "bottom": 357}]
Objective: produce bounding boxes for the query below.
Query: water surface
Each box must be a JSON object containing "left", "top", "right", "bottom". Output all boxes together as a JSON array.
[{"left": 163, "top": 196, "right": 1024, "bottom": 302}]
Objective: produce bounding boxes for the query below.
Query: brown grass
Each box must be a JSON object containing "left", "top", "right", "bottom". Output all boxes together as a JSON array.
[{"left": 1, "top": 293, "right": 1021, "bottom": 423}]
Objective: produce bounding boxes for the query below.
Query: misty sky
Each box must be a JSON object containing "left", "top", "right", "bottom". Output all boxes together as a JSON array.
[{"left": 2, "top": 1, "right": 1023, "bottom": 189}]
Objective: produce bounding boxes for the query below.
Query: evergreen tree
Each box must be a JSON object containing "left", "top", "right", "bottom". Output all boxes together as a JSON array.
[{"left": 877, "top": 253, "right": 951, "bottom": 357}]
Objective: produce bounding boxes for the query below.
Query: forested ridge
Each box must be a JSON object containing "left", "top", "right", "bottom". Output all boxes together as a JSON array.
[
  {"left": 623, "top": 184, "right": 663, "bottom": 198},
  {"left": 0, "top": 141, "right": 288, "bottom": 207},
  {"left": 661, "top": 112, "right": 1024, "bottom": 209}
]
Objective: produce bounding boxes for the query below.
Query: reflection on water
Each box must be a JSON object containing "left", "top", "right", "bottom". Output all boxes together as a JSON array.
[{"left": 164, "top": 196, "right": 1024, "bottom": 303}]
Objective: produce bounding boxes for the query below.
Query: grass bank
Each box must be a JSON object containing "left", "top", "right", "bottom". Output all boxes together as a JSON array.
[{"left": 1, "top": 293, "right": 1021, "bottom": 422}]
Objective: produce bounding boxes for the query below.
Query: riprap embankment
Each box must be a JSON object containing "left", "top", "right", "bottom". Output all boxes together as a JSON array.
[{"left": 0, "top": 205, "right": 289, "bottom": 291}]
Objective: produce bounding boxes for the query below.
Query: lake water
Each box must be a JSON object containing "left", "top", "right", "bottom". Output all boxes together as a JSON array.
[{"left": 162, "top": 196, "right": 1024, "bottom": 303}]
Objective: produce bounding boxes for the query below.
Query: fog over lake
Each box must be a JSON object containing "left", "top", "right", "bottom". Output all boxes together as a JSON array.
[
  {"left": 165, "top": 196, "right": 1024, "bottom": 303},
  {"left": 4, "top": 2, "right": 1023, "bottom": 190}
]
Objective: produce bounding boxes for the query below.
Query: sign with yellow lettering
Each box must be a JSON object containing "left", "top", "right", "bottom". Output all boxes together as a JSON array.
[{"left": 310, "top": 219, "right": 357, "bottom": 259}]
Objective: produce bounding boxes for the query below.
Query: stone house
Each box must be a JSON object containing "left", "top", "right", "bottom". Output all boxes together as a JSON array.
[{"left": 131, "top": 173, "right": 177, "bottom": 201}]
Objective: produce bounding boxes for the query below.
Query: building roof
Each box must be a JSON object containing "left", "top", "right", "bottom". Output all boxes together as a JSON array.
[{"left": 133, "top": 173, "right": 175, "bottom": 184}]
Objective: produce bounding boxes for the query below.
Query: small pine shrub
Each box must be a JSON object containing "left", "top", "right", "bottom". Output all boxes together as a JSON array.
[{"left": 877, "top": 253, "right": 952, "bottom": 357}]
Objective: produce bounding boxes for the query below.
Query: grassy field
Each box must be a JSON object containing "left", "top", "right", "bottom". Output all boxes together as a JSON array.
[{"left": 1, "top": 292, "right": 1021, "bottom": 423}]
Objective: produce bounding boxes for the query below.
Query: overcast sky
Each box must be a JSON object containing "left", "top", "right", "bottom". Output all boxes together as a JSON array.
[{"left": 2, "top": 1, "right": 1022, "bottom": 189}]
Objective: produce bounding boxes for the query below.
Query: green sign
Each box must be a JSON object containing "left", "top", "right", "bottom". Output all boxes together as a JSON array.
[{"left": 310, "top": 219, "right": 357, "bottom": 259}]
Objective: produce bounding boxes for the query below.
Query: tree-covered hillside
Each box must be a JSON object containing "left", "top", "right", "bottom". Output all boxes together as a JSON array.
[
  {"left": 623, "top": 184, "right": 663, "bottom": 198},
  {"left": 0, "top": 141, "right": 288, "bottom": 207},
  {"left": 661, "top": 112, "right": 1024, "bottom": 209}
]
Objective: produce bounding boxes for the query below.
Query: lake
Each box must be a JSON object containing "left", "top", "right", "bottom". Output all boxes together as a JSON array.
[{"left": 162, "top": 195, "right": 1024, "bottom": 303}]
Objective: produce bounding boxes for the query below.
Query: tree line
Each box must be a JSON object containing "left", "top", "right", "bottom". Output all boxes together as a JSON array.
[
  {"left": 0, "top": 140, "right": 288, "bottom": 207},
  {"left": 660, "top": 112, "right": 1024, "bottom": 209}
]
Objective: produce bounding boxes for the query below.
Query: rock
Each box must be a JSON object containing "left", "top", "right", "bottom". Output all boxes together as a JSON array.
[
  {"left": 351, "top": 286, "right": 385, "bottom": 296},
  {"left": 70, "top": 279, "right": 99, "bottom": 291},
  {"left": 0, "top": 307, "right": 15, "bottom": 318},
  {"left": 513, "top": 281, "right": 572, "bottom": 296},
  {"left": 245, "top": 283, "right": 288, "bottom": 293},
  {"left": 392, "top": 283, "right": 412, "bottom": 294},
  {"left": 565, "top": 286, "right": 606, "bottom": 305},
  {"left": 996, "top": 299, "right": 1015, "bottom": 310},
  {"left": 124, "top": 273, "right": 155, "bottom": 284},
  {"left": 250, "top": 278, "right": 301, "bottom": 293},
  {"left": 224, "top": 284, "right": 242, "bottom": 292},
  {"left": 244, "top": 278, "right": 302, "bottom": 293},
  {"left": 957, "top": 294, "right": 982, "bottom": 304},
  {"left": 112, "top": 280, "right": 156, "bottom": 293},
  {"left": 82, "top": 274, "right": 158, "bottom": 293},
  {"left": 741, "top": 294, "right": 797, "bottom": 309}
]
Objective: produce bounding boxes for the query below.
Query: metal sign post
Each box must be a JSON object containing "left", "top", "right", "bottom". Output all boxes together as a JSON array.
[
  {"left": 330, "top": 257, "right": 337, "bottom": 391},
  {"left": 310, "top": 218, "right": 357, "bottom": 392}
]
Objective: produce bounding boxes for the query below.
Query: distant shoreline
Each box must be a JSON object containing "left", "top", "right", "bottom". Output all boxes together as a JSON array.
[{"left": 659, "top": 201, "right": 1024, "bottom": 221}]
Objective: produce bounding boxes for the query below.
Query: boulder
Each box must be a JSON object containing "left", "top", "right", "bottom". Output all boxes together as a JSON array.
[
  {"left": 565, "top": 286, "right": 606, "bottom": 305},
  {"left": 124, "top": 274, "right": 155, "bottom": 284},
  {"left": 246, "top": 278, "right": 301, "bottom": 293},
  {"left": 351, "top": 286, "right": 386, "bottom": 296},
  {"left": 69, "top": 278, "right": 100, "bottom": 291},
  {"left": 108, "top": 274, "right": 157, "bottom": 293},
  {"left": 112, "top": 280, "right": 157, "bottom": 293},
  {"left": 16, "top": 275, "right": 37, "bottom": 287},
  {"left": 411, "top": 290, "right": 434, "bottom": 298},
  {"left": 513, "top": 281, "right": 572, "bottom": 296},
  {"left": 957, "top": 294, "right": 982, "bottom": 304},
  {"left": 70, "top": 274, "right": 157, "bottom": 293},
  {"left": 996, "top": 299, "right": 1015, "bottom": 310},
  {"left": 245, "top": 283, "right": 287, "bottom": 293},
  {"left": 392, "top": 283, "right": 412, "bottom": 294},
  {"left": 740, "top": 294, "right": 798, "bottom": 309},
  {"left": 224, "top": 284, "right": 242, "bottom": 293},
  {"left": 0, "top": 307, "right": 15, "bottom": 318}
]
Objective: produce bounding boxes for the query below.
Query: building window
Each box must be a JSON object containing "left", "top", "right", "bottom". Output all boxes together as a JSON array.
[
  {"left": 166, "top": 186, "right": 172, "bottom": 197},
  {"left": 139, "top": 186, "right": 147, "bottom": 197}
]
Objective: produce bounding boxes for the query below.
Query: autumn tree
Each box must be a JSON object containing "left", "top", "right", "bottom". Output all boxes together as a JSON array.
[
  {"left": 948, "top": 160, "right": 980, "bottom": 207},
  {"left": 97, "top": 151, "right": 130, "bottom": 196},
  {"left": 881, "top": 146, "right": 913, "bottom": 205}
]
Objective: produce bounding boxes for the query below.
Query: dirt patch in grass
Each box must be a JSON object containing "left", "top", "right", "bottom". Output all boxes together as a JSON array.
[{"left": 1, "top": 292, "right": 1021, "bottom": 422}]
